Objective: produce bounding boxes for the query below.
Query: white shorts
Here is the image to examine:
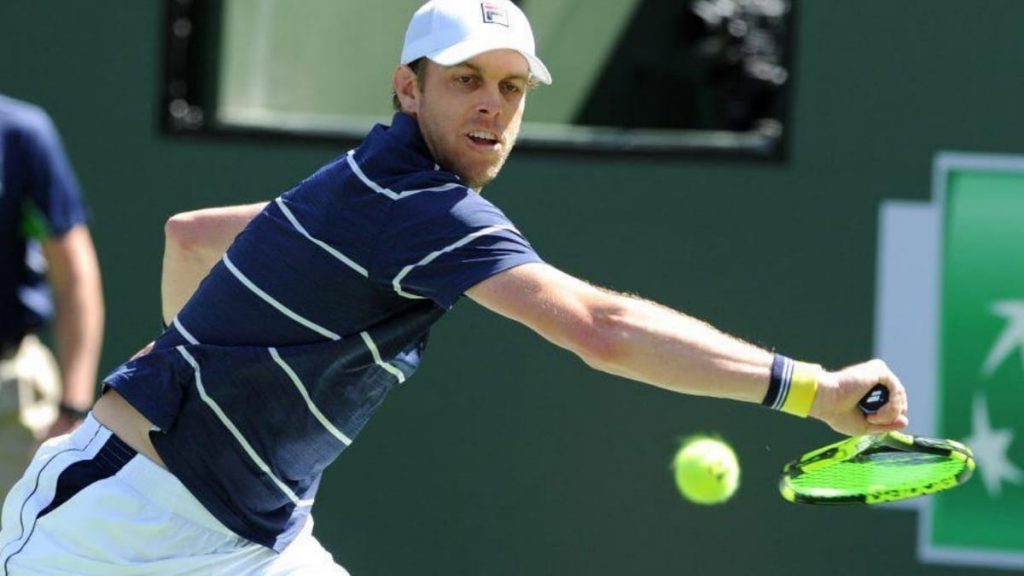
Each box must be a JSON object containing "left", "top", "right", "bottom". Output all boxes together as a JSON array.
[{"left": 0, "top": 415, "right": 348, "bottom": 575}]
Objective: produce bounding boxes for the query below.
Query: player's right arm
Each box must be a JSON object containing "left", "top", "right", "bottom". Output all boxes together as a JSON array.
[
  {"left": 466, "top": 262, "right": 909, "bottom": 437},
  {"left": 161, "top": 202, "right": 267, "bottom": 324}
]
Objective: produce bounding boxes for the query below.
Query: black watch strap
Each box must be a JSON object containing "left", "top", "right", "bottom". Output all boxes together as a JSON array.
[{"left": 58, "top": 402, "right": 90, "bottom": 420}]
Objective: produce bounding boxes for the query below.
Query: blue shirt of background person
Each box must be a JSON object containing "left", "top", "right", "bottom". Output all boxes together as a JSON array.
[{"left": 0, "top": 95, "right": 89, "bottom": 349}]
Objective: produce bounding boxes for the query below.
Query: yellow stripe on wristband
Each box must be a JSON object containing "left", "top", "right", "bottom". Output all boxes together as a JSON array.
[{"left": 780, "top": 362, "right": 822, "bottom": 417}]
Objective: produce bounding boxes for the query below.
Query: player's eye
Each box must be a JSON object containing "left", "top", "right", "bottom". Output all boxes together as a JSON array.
[{"left": 502, "top": 82, "right": 522, "bottom": 94}]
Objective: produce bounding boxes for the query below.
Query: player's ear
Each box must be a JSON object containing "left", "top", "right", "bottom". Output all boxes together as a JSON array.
[{"left": 393, "top": 65, "right": 421, "bottom": 116}]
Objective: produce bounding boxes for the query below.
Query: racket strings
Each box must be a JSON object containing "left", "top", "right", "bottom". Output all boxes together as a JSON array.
[{"left": 791, "top": 455, "right": 967, "bottom": 495}]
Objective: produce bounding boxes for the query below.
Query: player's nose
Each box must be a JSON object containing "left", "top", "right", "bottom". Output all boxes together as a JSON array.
[{"left": 475, "top": 83, "right": 502, "bottom": 116}]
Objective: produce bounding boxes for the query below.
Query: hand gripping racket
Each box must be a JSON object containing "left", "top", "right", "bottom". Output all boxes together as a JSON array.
[{"left": 779, "top": 384, "right": 975, "bottom": 505}]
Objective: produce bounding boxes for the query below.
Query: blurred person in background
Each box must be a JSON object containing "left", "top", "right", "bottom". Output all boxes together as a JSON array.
[{"left": 0, "top": 94, "right": 104, "bottom": 496}]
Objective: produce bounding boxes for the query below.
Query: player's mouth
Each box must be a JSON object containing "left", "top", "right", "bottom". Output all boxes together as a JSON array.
[{"left": 465, "top": 130, "right": 502, "bottom": 151}]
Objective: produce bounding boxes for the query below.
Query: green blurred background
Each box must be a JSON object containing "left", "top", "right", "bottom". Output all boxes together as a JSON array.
[{"left": 2, "top": 1, "right": 1022, "bottom": 574}]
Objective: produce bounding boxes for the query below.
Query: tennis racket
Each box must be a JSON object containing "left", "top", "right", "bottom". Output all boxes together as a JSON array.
[{"left": 779, "top": 384, "right": 975, "bottom": 505}]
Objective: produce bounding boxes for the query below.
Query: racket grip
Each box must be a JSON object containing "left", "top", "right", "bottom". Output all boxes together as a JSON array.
[{"left": 858, "top": 384, "right": 889, "bottom": 415}]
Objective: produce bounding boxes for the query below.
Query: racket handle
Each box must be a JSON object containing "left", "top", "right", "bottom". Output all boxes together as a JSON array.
[{"left": 858, "top": 384, "right": 889, "bottom": 415}]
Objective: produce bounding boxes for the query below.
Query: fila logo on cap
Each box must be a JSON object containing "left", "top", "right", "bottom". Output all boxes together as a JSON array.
[{"left": 481, "top": 2, "right": 509, "bottom": 27}]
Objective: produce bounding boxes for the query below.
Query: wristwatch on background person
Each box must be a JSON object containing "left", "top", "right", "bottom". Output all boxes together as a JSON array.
[{"left": 58, "top": 401, "right": 91, "bottom": 421}]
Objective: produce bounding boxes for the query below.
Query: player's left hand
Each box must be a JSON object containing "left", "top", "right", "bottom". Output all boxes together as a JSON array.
[{"left": 810, "top": 359, "right": 909, "bottom": 436}]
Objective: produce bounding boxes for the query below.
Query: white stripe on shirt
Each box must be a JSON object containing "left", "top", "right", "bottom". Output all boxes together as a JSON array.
[
  {"left": 173, "top": 316, "right": 199, "bottom": 345},
  {"left": 274, "top": 197, "right": 369, "bottom": 277},
  {"left": 222, "top": 254, "right": 341, "bottom": 340},
  {"left": 391, "top": 225, "right": 520, "bottom": 299},
  {"left": 360, "top": 332, "right": 406, "bottom": 384},
  {"left": 346, "top": 151, "right": 465, "bottom": 200},
  {"left": 269, "top": 347, "right": 352, "bottom": 446},
  {"left": 176, "top": 346, "right": 315, "bottom": 508}
]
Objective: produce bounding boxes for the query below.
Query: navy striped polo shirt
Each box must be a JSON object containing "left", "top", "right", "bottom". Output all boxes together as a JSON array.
[{"left": 103, "top": 113, "right": 542, "bottom": 551}]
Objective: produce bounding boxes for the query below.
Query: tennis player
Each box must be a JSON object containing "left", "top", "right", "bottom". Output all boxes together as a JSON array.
[{"left": 0, "top": 0, "right": 907, "bottom": 574}]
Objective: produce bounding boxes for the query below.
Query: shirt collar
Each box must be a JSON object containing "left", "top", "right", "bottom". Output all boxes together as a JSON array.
[{"left": 378, "top": 112, "right": 437, "bottom": 171}]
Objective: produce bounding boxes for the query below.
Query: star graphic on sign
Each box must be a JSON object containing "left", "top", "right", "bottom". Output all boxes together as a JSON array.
[
  {"left": 963, "top": 392, "right": 1023, "bottom": 498},
  {"left": 982, "top": 300, "right": 1024, "bottom": 376}
]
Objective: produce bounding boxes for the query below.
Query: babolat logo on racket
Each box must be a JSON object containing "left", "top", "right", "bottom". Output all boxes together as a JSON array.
[
  {"left": 480, "top": 2, "right": 509, "bottom": 26},
  {"left": 866, "top": 388, "right": 885, "bottom": 404}
]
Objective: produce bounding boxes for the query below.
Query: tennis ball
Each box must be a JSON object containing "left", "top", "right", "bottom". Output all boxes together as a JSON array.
[{"left": 672, "top": 436, "right": 740, "bottom": 505}]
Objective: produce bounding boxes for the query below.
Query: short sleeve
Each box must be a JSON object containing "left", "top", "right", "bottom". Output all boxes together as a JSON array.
[
  {"left": 21, "top": 109, "right": 88, "bottom": 236},
  {"left": 372, "top": 188, "right": 542, "bottom": 309}
]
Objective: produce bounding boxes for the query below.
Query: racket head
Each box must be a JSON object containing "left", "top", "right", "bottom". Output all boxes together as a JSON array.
[{"left": 779, "top": 431, "right": 975, "bottom": 505}]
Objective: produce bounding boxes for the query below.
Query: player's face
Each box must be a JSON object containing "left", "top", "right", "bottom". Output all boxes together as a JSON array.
[{"left": 413, "top": 50, "right": 530, "bottom": 190}]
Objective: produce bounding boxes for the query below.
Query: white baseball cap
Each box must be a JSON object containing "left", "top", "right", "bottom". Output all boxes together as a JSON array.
[{"left": 400, "top": 0, "right": 552, "bottom": 85}]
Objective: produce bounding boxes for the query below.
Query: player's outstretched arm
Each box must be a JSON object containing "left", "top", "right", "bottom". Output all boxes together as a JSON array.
[
  {"left": 161, "top": 202, "right": 267, "bottom": 324},
  {"left": 467, "top": 262, "right": 907, "bottom": 436}
]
